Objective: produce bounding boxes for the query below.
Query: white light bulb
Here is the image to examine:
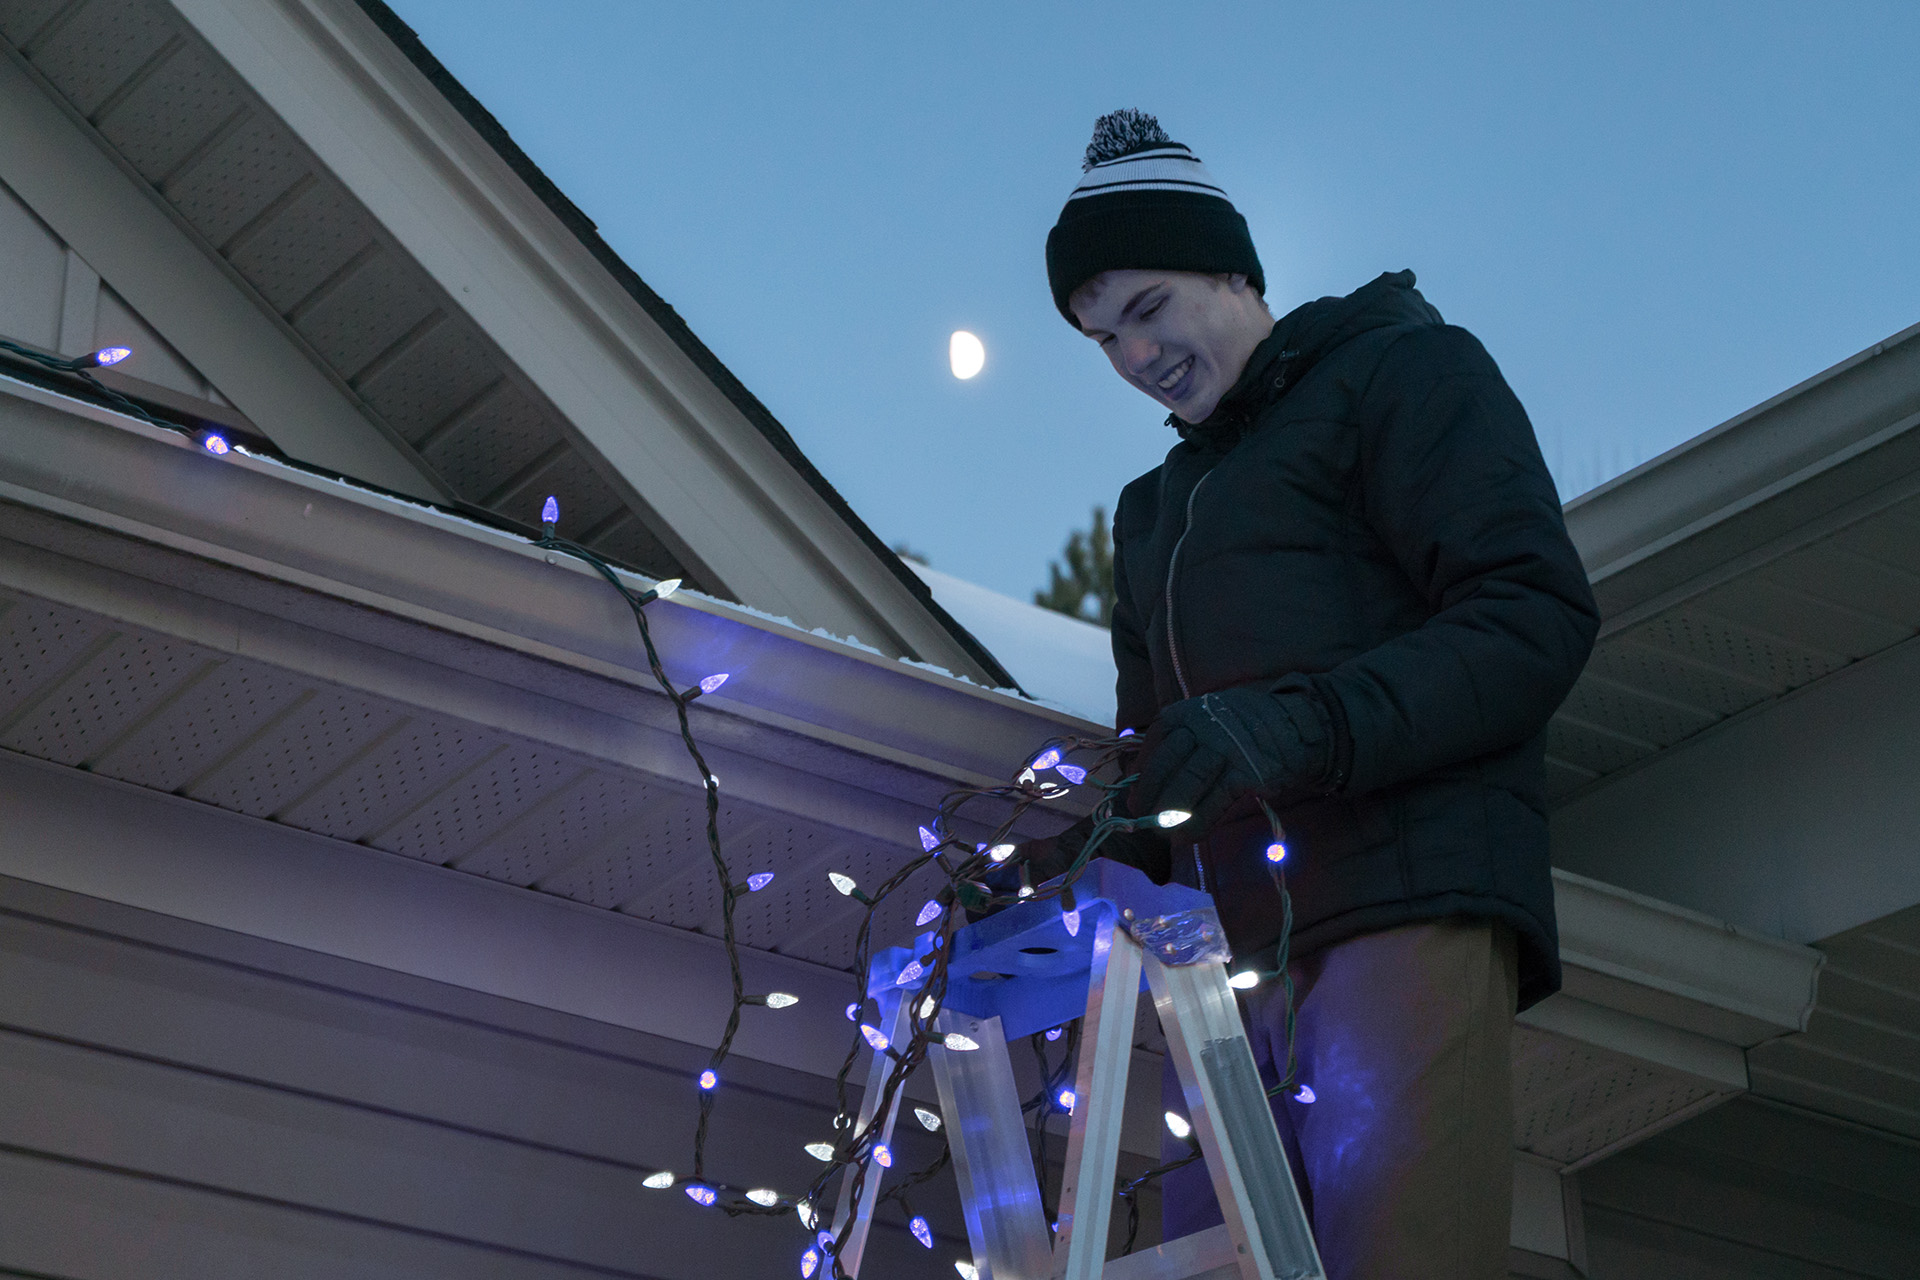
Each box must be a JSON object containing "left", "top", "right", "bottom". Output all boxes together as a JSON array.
[
  {"left": 988, "top": 843, "right": 1016, "bottom": 862},
  {"left": 1229, "top": 970, "right": 1261, "bottom": 990},
  {"left": 1164, "top": 1111, "right": 1192, "bottom": 1140},
  {"left": 797, "top": 1200, "right": 817, "bottom": 1229},
  {"left": 643, "top": 1169, "right": 675, "bottom": 1189},
  {"left": 828, "top": 872, "right": 857, "bottom": 896},
  {"left": 919, "top": 995, "right": 937, "bottom": 1019},
  {"left": 654, "top": 577, "right": 681, "bottom": 598},
  {"left": 1017, "top": 884, "right": 1033, "bottom": 898},
  {"left": 914, "top": 1106, "right": 943, "bottom": 1132},
  {"left": 943, "top": 1032, "right": 980, "bottom": 1052},
  {"left": 765, "top": 992, "right": 799, "bottom": 1009},
  {"left": 955, "top": 1261, "right": 980, "bottom": 1280},
  {"left": 746, "top": 1188, "right": 780, "bottom": 1207},
  {"left": 804, "top": 1142, "right": 835, "bottom": 1162},
  {"left": 1155, "top": 809, "right": 1193, "bottom": 828},
  {"left": 949, "top": 330, "right": 985, "bottom": 379}
]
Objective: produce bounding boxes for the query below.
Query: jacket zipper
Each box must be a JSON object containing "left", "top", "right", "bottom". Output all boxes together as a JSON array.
[
  {"left": 1164, "top": 470, "right": 1209, "bottom": 701},
  {"left": 1163, "top": 469, "right": 1211, "bottom": 891}
]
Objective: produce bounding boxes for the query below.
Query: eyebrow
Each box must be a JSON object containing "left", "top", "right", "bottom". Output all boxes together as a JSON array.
[
  {"left": 1119, "top": 285, "right": 1159, "bottom": 322},
  {"left": 1084, "top": 284, "right": 1161, "bottom": 341}
]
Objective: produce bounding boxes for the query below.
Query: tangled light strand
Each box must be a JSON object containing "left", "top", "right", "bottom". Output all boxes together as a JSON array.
[{"left": 536, "top": 497, "right": 1290, "bottom": 1278}]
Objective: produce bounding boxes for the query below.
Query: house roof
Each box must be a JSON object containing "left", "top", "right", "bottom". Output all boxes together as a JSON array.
[
  {"left": 0, "top": 0, "right": 1017, "bottom": 689},
  {"left": 348, "top": 0, "right": 1018, "bottom": 694},
  {"left": 1548, "top": 319, "right": 1920, "bottom": 806}
]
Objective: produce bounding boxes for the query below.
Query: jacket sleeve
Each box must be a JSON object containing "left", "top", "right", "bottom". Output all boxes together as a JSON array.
[
  {"left": 1317, "top": 325, "right": 1598, "bottom": 795},
  {"left": 1109, "top": 501, "right": 1159, "bottom": 734}
]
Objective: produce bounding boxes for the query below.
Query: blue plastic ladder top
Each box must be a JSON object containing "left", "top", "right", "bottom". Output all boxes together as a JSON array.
[{"left": 867, "top": 859, "right": 1220, "bottom": 1039}]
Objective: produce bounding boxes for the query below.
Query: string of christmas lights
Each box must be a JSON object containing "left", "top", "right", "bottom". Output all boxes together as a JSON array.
[
  {"left": 530, "top": 490, "right": 1309, "bottom": 1279},
  {"left": 0, "top": 338, "right": 239, "bottom": 456},
  {"left": 26, "top": 358, "right": 1309, "bottom": 1278},
  {"left": 2, "top": 346, "right": 1312, "bottom": 1274}
]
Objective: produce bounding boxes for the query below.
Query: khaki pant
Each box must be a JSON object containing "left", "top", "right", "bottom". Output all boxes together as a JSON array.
[{"left": 1161, "top": 919, "right": 1519, "bottom": 1279}]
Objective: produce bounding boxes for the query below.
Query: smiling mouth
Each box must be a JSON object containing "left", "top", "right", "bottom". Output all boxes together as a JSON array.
[{"left": 1155, "top": 356, "right": 1194, "bottom": 394}]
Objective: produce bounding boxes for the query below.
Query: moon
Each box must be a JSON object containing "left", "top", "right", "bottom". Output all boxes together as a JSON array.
[{"left": 949, "top": 330, "right": 985, "bottom": 380}]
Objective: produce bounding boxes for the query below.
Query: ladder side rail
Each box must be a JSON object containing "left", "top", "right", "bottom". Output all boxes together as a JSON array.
[
  {"left": 1145, "top": 954, "right": 1326, "bottom": 1280},
  {"left": 832, "top": 989, "right": 915, "bottom": 1275},
  {"left": 930, "top": 1011, "right": 1056, "bottom": 1280},
  {"left": 1051, "top": 910, "right": 1143, "bottom": 1280}
]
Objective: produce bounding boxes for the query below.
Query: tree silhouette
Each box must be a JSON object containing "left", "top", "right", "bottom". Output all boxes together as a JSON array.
[{"left": 1035, "top": 506, "right": 1115, "bottom": 626}]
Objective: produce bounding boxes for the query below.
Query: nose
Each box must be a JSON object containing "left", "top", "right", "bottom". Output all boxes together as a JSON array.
[{"left": 1120, "top": 336, "right": 1160, "bottom": 378}]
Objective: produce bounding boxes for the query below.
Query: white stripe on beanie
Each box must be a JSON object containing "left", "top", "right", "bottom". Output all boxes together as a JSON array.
[{"left": 1065, "top": 143, "right": 1229, "bottom": 203}]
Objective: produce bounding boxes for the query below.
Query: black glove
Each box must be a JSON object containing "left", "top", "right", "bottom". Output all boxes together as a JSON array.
[{"left": 1132, "top": 679, "right": 1333, "bottom": 835}]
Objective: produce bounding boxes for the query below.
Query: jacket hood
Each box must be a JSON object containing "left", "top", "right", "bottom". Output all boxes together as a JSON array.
[{"left": 1176, "top": 269, "right": 1442, "bottom": 447}]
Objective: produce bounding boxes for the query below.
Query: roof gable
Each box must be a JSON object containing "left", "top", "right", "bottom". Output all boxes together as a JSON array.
[{"left": 0, "top": 0, "right": 1012, "bottom": 686}]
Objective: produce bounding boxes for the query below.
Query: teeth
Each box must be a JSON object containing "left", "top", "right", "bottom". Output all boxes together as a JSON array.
[{"left": 1157, "top": 357, "right": 1192, "bottom": 391}]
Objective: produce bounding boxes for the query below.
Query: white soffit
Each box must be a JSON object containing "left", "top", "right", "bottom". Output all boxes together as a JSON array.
[
  {"left": 1545, "top": 322, "right": 1920, "bottom": 805},
  {"left": 1513, "top": 870, "right": 1821, "bottom": 1171},
  {"left": 0, "top": 375, "right": 1087, "bottom": 977}
]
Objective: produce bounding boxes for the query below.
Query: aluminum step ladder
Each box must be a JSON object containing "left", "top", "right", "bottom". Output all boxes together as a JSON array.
[{"left": 834, "top": 859, "right": 1325, "bottom": 1280}]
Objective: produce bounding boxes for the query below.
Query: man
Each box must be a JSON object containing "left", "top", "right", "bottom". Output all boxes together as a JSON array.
[{"left": 1040, "top": 110, "right": 1599, "bottom": 1278}]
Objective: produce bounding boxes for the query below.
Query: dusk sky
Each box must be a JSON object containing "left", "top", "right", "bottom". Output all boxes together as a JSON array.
[{"left": 389, "top": 1, "right": 1920, "bottom": 602}]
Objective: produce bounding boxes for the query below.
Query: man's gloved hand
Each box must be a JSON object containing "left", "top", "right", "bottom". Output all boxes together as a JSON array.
[{"left": 1132, "top": 679, "right": 1334, "bottom": 835}]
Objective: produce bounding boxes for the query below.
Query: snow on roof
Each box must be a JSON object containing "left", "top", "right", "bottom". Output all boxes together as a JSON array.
[{"left": 908, "top": 563, "right": 1116, "bottom": 727}]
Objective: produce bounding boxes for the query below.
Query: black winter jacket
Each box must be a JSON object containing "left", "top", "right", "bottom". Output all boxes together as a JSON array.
[{"left": 1110, "top": 271, "right": 1598, "bottom": 1010}]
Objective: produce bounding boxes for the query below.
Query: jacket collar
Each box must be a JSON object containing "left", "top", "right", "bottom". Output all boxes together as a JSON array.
[{"left": 1171, "top": 270, "right": 1432, "bottom": 449}]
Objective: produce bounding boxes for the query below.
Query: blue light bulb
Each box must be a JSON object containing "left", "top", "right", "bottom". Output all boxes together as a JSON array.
[
  {"left": 910, "top": 1216, "right": 934, "bottom": 1249},
  {"left": 916, "top": 898, "right": 943, "bottom": 927},
  {"left": 1030, "top": 748, "right": 1061, "bottom": 771},
  {"left": 895, "top": 960, "right": 925, "bottom": 987},
  {"left": 800, "top": 1247, "right": 820, "bottom": 1278},
  {"left": 1294, "top": 1083, "right": 1316, "bottom": 1104},
  {"left": 540, "top": 495, "right": 558, "bottom": 526},
  {"left": 699, "top": 672, "right": 729, "bottom": 694},
  {"left": 93, "top": 346, "right": 131, "bottom": 366},
  {"left": 861, "top": 1024, "right": 889, "bottom": 1051},
  {"left": 698, "top": 1069, "right": 717, "bottom": 1090},
  {"left": 1057, "top": 1089, "right": 1076, "bottom": 1112},
  {"left": 918, "top": 825, "right": 940, "bottom": 852},
  {"left": 747, "top": 871, "right": 775, "bottom": 891},
  {"left": 685, "top": 1183, "right": 717, "bottom": 1206},
  {"left": 1266, "top": 842, "right": 1287, "bottom": 864},
  {"left": 1062, "top": 907, "right": 1081, "bottom": 937},
  {"left": 1118, "top": 727, "right": 1136, "bottom": 737},
  {"left": 1056, "top": 764, "right": 1087, "bottom": 785},
  {"left": 202, "top": 433, "right": 230, "bottom": 455},
  {"left": 874, "top": 1143, "right": 893, "bottom": 1167},
  {"left": 1045, "top": 1026, "right": 1063, "bottom": 1042},
  {"left": 845, "top": 1002, "right": 859, "bottom": 1021}
]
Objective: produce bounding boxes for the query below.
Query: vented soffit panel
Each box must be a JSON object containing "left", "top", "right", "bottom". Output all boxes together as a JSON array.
[
  {"left": 0, "top": 375, "right": 1085, "bottom": 965},
  {"left": 0, "top": 0, "right": 699, "bottom": 595},
  {"left": 1545, "top": 323, "right": 1920, "bottom": 806}
]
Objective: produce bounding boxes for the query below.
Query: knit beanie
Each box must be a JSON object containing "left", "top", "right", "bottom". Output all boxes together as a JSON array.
[{"left": 1045, "top": 110, "right": 1263, "bottom": 328}]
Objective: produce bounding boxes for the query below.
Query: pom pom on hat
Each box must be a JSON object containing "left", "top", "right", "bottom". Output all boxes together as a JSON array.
[{"left": 1083, "top": 109, "right": 1172, "bottom": 171}]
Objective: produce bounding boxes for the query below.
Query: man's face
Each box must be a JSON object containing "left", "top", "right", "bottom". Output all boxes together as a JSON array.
[{"left": 1072, "top": 269, "right": 1272, "bottom": 423}]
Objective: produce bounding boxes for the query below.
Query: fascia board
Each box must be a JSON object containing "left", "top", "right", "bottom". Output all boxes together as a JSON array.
[
  {"left": 1565, "top": 321, "right": 1920, "bottom": 620},
  {"left": 1549, "top": 868, "right": 1823, "bottom": 1045},
  {"left": 0, "top": 42, "right": 445, "bottom": 502},
  {"left": 162, "top": 0, "right": 998, "bottom": 681},
  {"left": 0, "top": 376, "right": 1093, "bottom": 802}
]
